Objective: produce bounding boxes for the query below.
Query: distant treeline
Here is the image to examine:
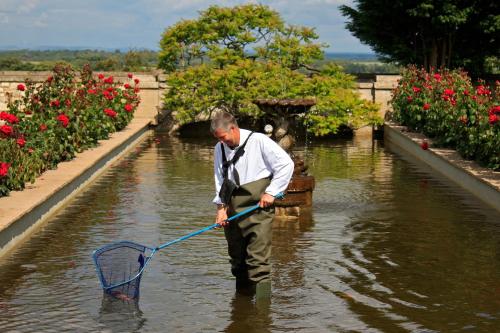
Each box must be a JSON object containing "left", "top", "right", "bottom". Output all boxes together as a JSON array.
[
  {"left": 0, "top": 49, "right": 400, "bottom": 74},
  {"left": 0, "top": 49, "right": 158, "bottom": 72}
]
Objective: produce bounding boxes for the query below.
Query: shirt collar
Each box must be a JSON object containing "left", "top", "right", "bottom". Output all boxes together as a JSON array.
[{"left": 224, "top": 128, "right": 250, "bottom": 151}]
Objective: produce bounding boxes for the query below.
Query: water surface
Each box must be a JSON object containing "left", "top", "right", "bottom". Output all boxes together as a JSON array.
[{"left": 0, "top": 130, "right": 499, "bottom": 332}]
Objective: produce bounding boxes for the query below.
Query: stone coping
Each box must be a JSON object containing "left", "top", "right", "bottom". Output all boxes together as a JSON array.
[
  {"left": 384, "top": 122, "right": 500, "bottom": 212},
  {"left": 0, "top": 118, "right": 152, "bottom": 257}
]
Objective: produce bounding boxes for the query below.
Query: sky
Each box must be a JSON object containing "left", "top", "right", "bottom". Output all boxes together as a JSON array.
[{"left": 0, "top": 0, "right": 373, "bottom": 53}]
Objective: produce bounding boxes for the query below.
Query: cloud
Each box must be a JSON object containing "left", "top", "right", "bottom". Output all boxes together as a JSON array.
[
  {"left": 17, "top": 0, "right": 39, "bottom": 13},
  {"left": 0, "top": 13, "right": 9, "bottom": 24},
  {"left": 33, "top": 12, "right": 48, "bottom": 27},
  {"left": 0, "top": 0, "right": 371, "bottom": 52}
]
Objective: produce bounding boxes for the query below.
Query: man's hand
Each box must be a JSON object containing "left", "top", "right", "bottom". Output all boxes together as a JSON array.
[
  {"left": 259, "top": 193, "right": 275, "bottom": 208},
  {"left": 216, "top": 204, "right": 229, "bottom": 227}
]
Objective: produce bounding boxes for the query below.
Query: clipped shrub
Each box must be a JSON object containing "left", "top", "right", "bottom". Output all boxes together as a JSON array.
[{"left": 0, "top": 64, "right": 140, "bottom": 196}]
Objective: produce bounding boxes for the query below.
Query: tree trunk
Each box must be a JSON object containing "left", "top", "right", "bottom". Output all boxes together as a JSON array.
[
  {"left": 429, "top": 39, "right": 438, "bottom": 70},
  {"left": 440, "top": 39, "right": 447, "bottom": 68},
  {"left": 421, "top": 35, "right": 428, "bottom": 70},
  {"left": 447, "top": 34, "right": 453, "bottom": 68}
]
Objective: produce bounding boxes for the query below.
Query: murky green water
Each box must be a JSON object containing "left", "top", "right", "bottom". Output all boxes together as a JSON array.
[{"left": 0, "top": 129, "right": 499, "bottom": 332}]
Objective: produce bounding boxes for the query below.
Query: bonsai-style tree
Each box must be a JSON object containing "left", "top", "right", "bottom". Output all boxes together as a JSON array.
[{"left": 158, "top": 4, "right": 380, "bottom": 136}]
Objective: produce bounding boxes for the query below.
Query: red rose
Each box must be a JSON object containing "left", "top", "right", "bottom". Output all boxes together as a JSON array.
[
  {"left": 0, "top": 162, "right": 10, "bottom": 177},
  {"left": 98, "top": 73, "right": 105, "bottom": 80},
  {"left": 0, "top": 112, "right": 19, "bottom": 124},
  {"left": 0, "top": 124, "right": 13, "bottom": 136},
  {"left": 124, "top": 83, "right": 131, "bottom": 89},
  {"left": 65, "top": 99, "right": 72, "bottom": 107},
  {"left": 476, "top": 85, "right": 491, "bottom": 96},
  {"left": 134, "top": 78, "right": 140, "bottom": 84},
  {"left": 128, "top": 73, "right": 133, "bottom": 79},
  {"left": 47, "top": 76, "right": 53, "bottom": 83},
  {"left": 103, "top": 91, "right": 114, "bottom": 100},
  {"left": 433, "top": 73, "right": 442, "bottom": 81},
  {"left": 421, "top": 140, "right": 429, "bottom": 150},
  {"left": 104, "top": 108, "right": 117, "bottom": 118},
  {"left": 39, "top": 123, "right": 48, "bottom": 132},
  {"left": 444, "top": 89, "right": 455, "bottom": 96},
  {"left": 124, "top": 104, "right": 133, "bottom": 112},
  {"left": 407, "top": 96, "right": 413, "bottom": 102},
  {"left": 17, "top": 84, "right": 26, "bottom": 91},
  {"left": 57, "top": 114, "right": 69, "bottom": 128},
  {"left": 489, "top": 106, "right": 500, "bottom": 115},
  {"left": 489, "top": 114, "right": 499, "bottom": 125},
  {"left": 50, "top": 100, "right": 60, "bottom": 108},
  {"left": 88, "top": 89, "right": 97, "bottom": 94},
  {"left": 412, "top": 86, "right": 421, "bottom": 93},
  {"left": 463, "top": 90, "right": 469, "bottom": 96},
  {"left": 423, "top": 103, "right": 430, "bottom": 110},
  {"left": 17, "top": 137, "right": 26, "bottom": 147},
  {"left": 104, "top": 76, "right": 114, "bottom": 84}
]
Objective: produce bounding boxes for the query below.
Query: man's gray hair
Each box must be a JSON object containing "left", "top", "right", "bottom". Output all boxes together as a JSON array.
[{"left": 210, "top": 112, "right": 238, "bottom": 133}]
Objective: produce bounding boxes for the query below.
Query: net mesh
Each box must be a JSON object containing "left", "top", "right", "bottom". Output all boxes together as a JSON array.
[{"left": 93, "top": 241, "right": 152, "bottom": 300}]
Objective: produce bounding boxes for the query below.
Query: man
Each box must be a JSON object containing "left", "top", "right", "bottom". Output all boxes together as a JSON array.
[{"left": 211, "top": 112, "right": 294, "bottom": 298}]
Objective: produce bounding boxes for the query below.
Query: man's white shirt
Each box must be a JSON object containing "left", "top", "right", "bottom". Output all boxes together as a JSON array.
[{"left": 213, "top": 129, "right": 294, "bottom": 204}]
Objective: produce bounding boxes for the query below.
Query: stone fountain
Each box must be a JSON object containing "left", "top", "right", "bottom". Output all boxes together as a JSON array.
[{"left": 253, "top": 98, "right": 315, "bottom": 221}]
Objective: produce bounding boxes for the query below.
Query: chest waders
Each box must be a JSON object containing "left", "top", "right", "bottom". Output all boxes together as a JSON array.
[
  {"left": 218, "top": 137, "right": 274, "bottom": 297},
  {"left": 226, "top": 178, "right": 273, "bottom": 297}
]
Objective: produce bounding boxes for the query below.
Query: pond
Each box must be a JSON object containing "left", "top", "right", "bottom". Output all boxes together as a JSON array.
[{"left": 0, "top": 129, "right": 499, "bottom": 332}]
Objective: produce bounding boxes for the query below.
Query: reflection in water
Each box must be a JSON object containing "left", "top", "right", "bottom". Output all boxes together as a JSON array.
[
  {"left": 98, "top": 294, "right": 145, "bottom": 333},
  {"left": 0, "top": 131, "right": 499, "bottom": 332},
  {"left": 225, "top": 293, "right": 272, "bottom": 333}
]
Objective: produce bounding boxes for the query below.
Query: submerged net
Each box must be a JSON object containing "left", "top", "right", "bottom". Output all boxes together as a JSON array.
[{"left": 92, "top": 241, "right": 152, "bottom": 300}]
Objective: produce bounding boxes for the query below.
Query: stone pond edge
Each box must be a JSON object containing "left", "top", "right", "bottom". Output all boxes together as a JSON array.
[
  {"left": 384, "top": 122, "right": 500, "bottom": 213},
  {"left": 0, "top": 118, "right": 153, "bottom": 258}
]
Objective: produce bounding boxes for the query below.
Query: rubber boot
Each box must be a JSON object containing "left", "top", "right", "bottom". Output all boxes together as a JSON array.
[
  {"left": 236, "top": 278, "right": 255, "bottom": 296},
  {"left": 255, "top": 280, "right": 271, "bottom": 300}
]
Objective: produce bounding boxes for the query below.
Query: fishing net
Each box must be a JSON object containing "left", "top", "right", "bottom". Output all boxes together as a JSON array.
[{"left": 92, "top": 241, "right": 153, "bottom": 300}]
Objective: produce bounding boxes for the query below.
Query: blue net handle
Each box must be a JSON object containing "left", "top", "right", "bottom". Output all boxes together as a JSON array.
[{"left": 157, "top": 191, "right": 284, "bottom": 250}]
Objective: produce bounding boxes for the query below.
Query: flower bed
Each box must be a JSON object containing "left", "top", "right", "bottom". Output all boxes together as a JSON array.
[
  {"left": 0, "top": 64, "right": 140, "bottom": 197},
  {"left": 391, "top": 66, "right": 499, "bottom": 170}
]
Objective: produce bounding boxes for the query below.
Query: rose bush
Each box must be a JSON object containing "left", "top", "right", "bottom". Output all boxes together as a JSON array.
[
  {"left": 391, "top": 66, "right": 499, "bottom": 170},
  {"left": 0, "top": 64, "right": 140, "bottom": 197}
]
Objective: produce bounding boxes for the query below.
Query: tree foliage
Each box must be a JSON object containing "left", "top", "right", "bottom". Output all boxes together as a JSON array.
[
  {"left": 340, "top": 0, "right": 499, "bottom": 74},
  {"left": 159, "top": 4, "right": 380, "bottom": 136}
]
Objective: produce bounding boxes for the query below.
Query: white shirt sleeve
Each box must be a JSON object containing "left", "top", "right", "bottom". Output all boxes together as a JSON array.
[
  {"left": 213, "top": 143, "right": 224, "bottom": 204},
  {"left": 259, "top": 135, "right": 294, "bottom": 196}
]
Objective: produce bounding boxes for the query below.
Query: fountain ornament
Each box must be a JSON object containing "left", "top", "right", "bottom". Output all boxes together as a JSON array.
[{"left": 253, "top": 98, "right": 316, "bottom": 220}]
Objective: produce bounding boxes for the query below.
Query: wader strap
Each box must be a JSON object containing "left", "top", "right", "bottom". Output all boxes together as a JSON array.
[{"left": 221, "top": 132, "right": 253, "bottom": 186}]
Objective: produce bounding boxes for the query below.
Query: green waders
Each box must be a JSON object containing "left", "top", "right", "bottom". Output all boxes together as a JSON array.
[{"left": 225, "top": 177, "right": 273, "bottom": 297}]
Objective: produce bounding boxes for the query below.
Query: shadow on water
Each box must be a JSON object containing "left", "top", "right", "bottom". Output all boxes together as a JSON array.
[{"left": 98, "top": 294, "right": 146, "bottom": 332}]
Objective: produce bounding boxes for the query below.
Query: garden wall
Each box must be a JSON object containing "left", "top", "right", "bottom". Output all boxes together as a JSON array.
[{"left": 0, "top": 71, "right": 400, "bottom": 124}]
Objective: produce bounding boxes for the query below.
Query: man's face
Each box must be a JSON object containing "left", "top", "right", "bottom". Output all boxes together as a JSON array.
[{"left": 214, "top": 126, "right": 239, "bottom": 148}]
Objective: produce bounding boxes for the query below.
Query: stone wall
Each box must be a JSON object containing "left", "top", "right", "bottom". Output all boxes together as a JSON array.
[
  {"left": 355, "top": 74, "right": 400, "bottom": 119},
  {"left": 0, "top": 71, "right": 400, "bottom": 125}
]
